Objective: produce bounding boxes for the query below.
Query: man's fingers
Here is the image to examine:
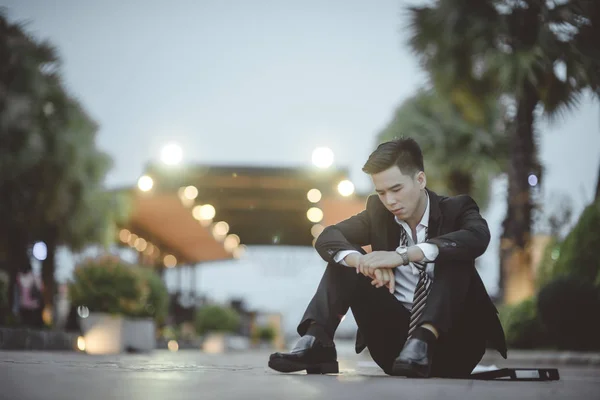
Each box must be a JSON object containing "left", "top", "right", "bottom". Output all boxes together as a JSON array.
[
  {"left": 374, "top": 269, "right": 382, "bottom": 281},
  {"left": 389, "top": 273, "right": 395, "bottom": 293}
]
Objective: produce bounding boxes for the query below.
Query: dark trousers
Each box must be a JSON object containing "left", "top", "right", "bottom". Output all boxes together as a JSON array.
[{"left": 297, "top": 261, "right": 486, "bottom": 378}]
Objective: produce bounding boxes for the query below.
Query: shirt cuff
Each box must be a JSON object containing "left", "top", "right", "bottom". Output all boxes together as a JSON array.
[
  {"left": 416, "top": 243, "right": 439, "bottom": 262},
  {"left": 333, "top": 250, "right": 360, "bottom": 266}
]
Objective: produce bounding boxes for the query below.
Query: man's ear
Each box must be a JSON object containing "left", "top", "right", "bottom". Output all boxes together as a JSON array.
[{"left": 417, "top": 171, "right": 426, "bottom": 189}]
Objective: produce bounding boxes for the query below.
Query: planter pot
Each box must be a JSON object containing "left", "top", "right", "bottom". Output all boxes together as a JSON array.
[
  {"left": 79, "top": 312, "right": 125, "bottom": 355},
  {"left": 124, "top": 318, "right": 156, "bottom": 352}
]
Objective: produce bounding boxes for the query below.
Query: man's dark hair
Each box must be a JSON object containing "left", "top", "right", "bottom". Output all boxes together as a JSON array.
[{"left": 362, "top": 137, "right": 424, "bottom": 176}]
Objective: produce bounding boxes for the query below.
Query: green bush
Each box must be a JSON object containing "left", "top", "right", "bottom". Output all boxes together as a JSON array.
[
  {"left": 537, "top": 277, "right": 600, "bottom": 351},
  {"left": 130, "top": 267, "right": 169, "bottom": 324},
  {"left": 253, "top": 324, "right": 276, "bottom": 342},
  {"left": 195, "top": 304, "right": 240, "bottom": 335},
  {"left": 550, "top": 201, "right": 600, "bottom": 286},
  {"left": 535, "top": 236, "right": 561, "bottom": 290},
  {"left": 68, "top": 255, "right": 149, "bottom": 316},
  {"left": 498, "top": 297, "right": 548, "bottom": 349}
]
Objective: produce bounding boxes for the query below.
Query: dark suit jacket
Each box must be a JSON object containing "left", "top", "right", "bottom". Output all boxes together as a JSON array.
[{"left": 314, "top": 189, "right": 507, "bottom": 358}]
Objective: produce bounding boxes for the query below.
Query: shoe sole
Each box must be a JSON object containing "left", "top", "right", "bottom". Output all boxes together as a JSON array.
[
  {"left": 268, "top": 358, "right": 339, "bottom": 374},
  {"left": 391, "top": 360, "right": 430, "bottom": 378}
]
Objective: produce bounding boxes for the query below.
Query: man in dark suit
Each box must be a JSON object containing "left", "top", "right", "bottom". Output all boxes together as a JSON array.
[{"left": 269, "top": 138, "right": 507, "bottom": 378}]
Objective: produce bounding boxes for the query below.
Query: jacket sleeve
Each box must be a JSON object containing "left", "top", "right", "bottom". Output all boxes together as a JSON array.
[
  {"left": 426, "top": 195, "right": 490, "bottom": 263},
  {"left": 314, "top": 197, "right": 373, "bottom": 263}
]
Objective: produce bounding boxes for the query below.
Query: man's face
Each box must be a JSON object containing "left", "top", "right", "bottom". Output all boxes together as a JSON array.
[{"left": 371, "top": 165, "right": 426, "bottom": 221}]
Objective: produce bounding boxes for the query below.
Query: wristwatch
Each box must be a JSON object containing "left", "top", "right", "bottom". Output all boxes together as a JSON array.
[{"left": 395, "top": 246, "right": 409, "bottom": 265}]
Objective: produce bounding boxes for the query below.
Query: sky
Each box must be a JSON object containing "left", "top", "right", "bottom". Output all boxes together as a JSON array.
[{"left": 3, "top": 0, "right": 599, "bottom": 303}]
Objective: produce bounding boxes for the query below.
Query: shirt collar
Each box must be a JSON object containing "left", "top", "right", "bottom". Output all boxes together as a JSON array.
[{"left": 394, "top": 191, "right": 430, "bottom": 228}]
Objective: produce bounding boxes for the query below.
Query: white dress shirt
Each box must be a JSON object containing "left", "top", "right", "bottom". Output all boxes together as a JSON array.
[{"left": 334, "top": 193, "right": 439, "bottom": 310}]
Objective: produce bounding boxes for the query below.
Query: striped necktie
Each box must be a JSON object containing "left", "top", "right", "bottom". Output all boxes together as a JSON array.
[{"left": 398, "top": 226, "right": 431, "bottom": 337}]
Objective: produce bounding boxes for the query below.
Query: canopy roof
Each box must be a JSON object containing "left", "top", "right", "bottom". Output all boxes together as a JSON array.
[{"left": 119, "top": 164, "right": 369, "bottom": 267}]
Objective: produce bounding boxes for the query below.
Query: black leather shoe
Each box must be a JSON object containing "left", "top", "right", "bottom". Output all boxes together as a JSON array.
[
  {"left": 391, "top": 337, "right": 433, "bottom": 378},
  {"left": 268, "top": 335, "right": 338, "bottom": 374}
]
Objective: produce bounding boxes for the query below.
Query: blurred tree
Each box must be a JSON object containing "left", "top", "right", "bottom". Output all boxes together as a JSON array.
[
  {"left": 377, "top": 88, "right": 508, "bottom": 210},
  {"left": 0, "top": 13, "right": 129, "bottom": 314},
  {"left": 35, "top": 97, "right": 131, "bottom": 313},
  {"left": 0, "top": 13, "right": 57, "bottom": 311},
  {"left": 407, "top": 0, "right": 600, "bottom": 304}
]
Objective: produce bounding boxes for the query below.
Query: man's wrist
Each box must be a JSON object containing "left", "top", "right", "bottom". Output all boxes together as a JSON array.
[
  {"left": 344, "top": 253, "right": 360, "bottom": 268},
  {"left": 407, "top": 245, "right": 426, "bottom": 263}
]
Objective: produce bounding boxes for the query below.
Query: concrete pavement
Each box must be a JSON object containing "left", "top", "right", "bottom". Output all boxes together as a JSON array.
[{"left": 1, "top": 348, "right": 599, "bottom": 400}]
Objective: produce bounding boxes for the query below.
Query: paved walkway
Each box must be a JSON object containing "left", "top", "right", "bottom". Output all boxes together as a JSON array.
[{"left": 1, "top": 349, "right": 599, "bottom": 400}]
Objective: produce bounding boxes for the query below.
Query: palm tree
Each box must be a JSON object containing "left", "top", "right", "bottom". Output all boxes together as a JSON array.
[
  {"left": 407, "top": 0, "right": 600, "bottom": 304},
  {"left": 0, "top": 13, "right": 129, "bottom": 316},
  {"left": 377, "top": 88, "right": 508, "bottom": 210}
]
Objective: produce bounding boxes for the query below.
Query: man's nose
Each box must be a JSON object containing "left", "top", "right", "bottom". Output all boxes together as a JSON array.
[{"left": 384, "top": 193, "right": 396, "bottom": 206}]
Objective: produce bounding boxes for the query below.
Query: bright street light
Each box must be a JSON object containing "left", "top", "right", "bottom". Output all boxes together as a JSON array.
[
  {"left": 160, "top": 143, "right": 183, "bottom": 165},
  {"left": 137, "top": 175, "right": 154, "bottom": 192},
  {"left": 312, "top": 147, "right": 334, "bottom": 169}
]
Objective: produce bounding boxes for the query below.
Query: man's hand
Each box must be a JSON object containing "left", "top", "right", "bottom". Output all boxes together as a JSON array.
[
  {"left": 356, "top": 251, "right": 404, "bottom": 276},
  {"left": 344, "top": 252, "right": 398, "bottom": 294},
  {"left": 371, "top": 267, "right": 396, "bottom": 293}
]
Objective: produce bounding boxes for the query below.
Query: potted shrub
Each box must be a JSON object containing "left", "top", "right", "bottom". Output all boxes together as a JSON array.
[
  {"left": 68, "top": 255, "right": 148, "bottom": 354},
  {"left": 195, "top": 304, "right": 241, "bottom": 353},
  {"left": 123, "top": 267, "right": 169, "bottom": 352}
]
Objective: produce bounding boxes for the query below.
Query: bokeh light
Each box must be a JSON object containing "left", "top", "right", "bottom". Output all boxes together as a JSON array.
[
  {"left": 307, "top": 207, "right": 324, "bottom": 223},
  {"left": 167, "top": 340, "right": 179, "bottom": 352},
  {"left": 307, "top": 188, "right": 322, "bottom": 203},
  {"left": 337, "top": 180, "right": 355, "bottom": 197},
  {"left": 119, "top": 229, "right": 131, "bottom": 243},
  {"left": 161, "top": 143, "right": 183, "bottom": 165},
  {"left": 77, "top": 305, "right": 90, "bottom": 319},
  {"left": 164, "top": 254, "right": 177, "bottom": 268},
  {"left": 77, "top": 336, "right": 86, "bottom": 352},
  {"left": 137, "top": 175, "right": 154, "bottom": 192},
  {"left": 32, "top": 242, "right": 47, "bottom": 261},
  {"left": 528, "top": 174, "right": 538, "bottom": 187},
  {"left": 183, "top": 185, "right": 198, "bottom": 200},
  {"left": 224, "top": 234, "right": 241, "bottom": 252},
  {"left": 193, "top": 204, "right": 216, "bottom": 221},
  {"left": 212, "top": 221, "right": 230, "bottom": 240},
  {"left": 312, "top": 147, "right": 334, "bottom": 168}
]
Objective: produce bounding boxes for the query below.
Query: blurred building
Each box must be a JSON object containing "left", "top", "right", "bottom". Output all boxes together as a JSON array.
[{"left": 114, "top": 163, "right": 367, "bottom": 337}]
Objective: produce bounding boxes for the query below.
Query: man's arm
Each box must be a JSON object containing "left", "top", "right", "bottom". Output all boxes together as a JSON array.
[
  {"left": 314, "top": 197, "right": 374, "bottom": 263},
  {"left": 426, "top": 195, "right": 490, "bottom": 263}
]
